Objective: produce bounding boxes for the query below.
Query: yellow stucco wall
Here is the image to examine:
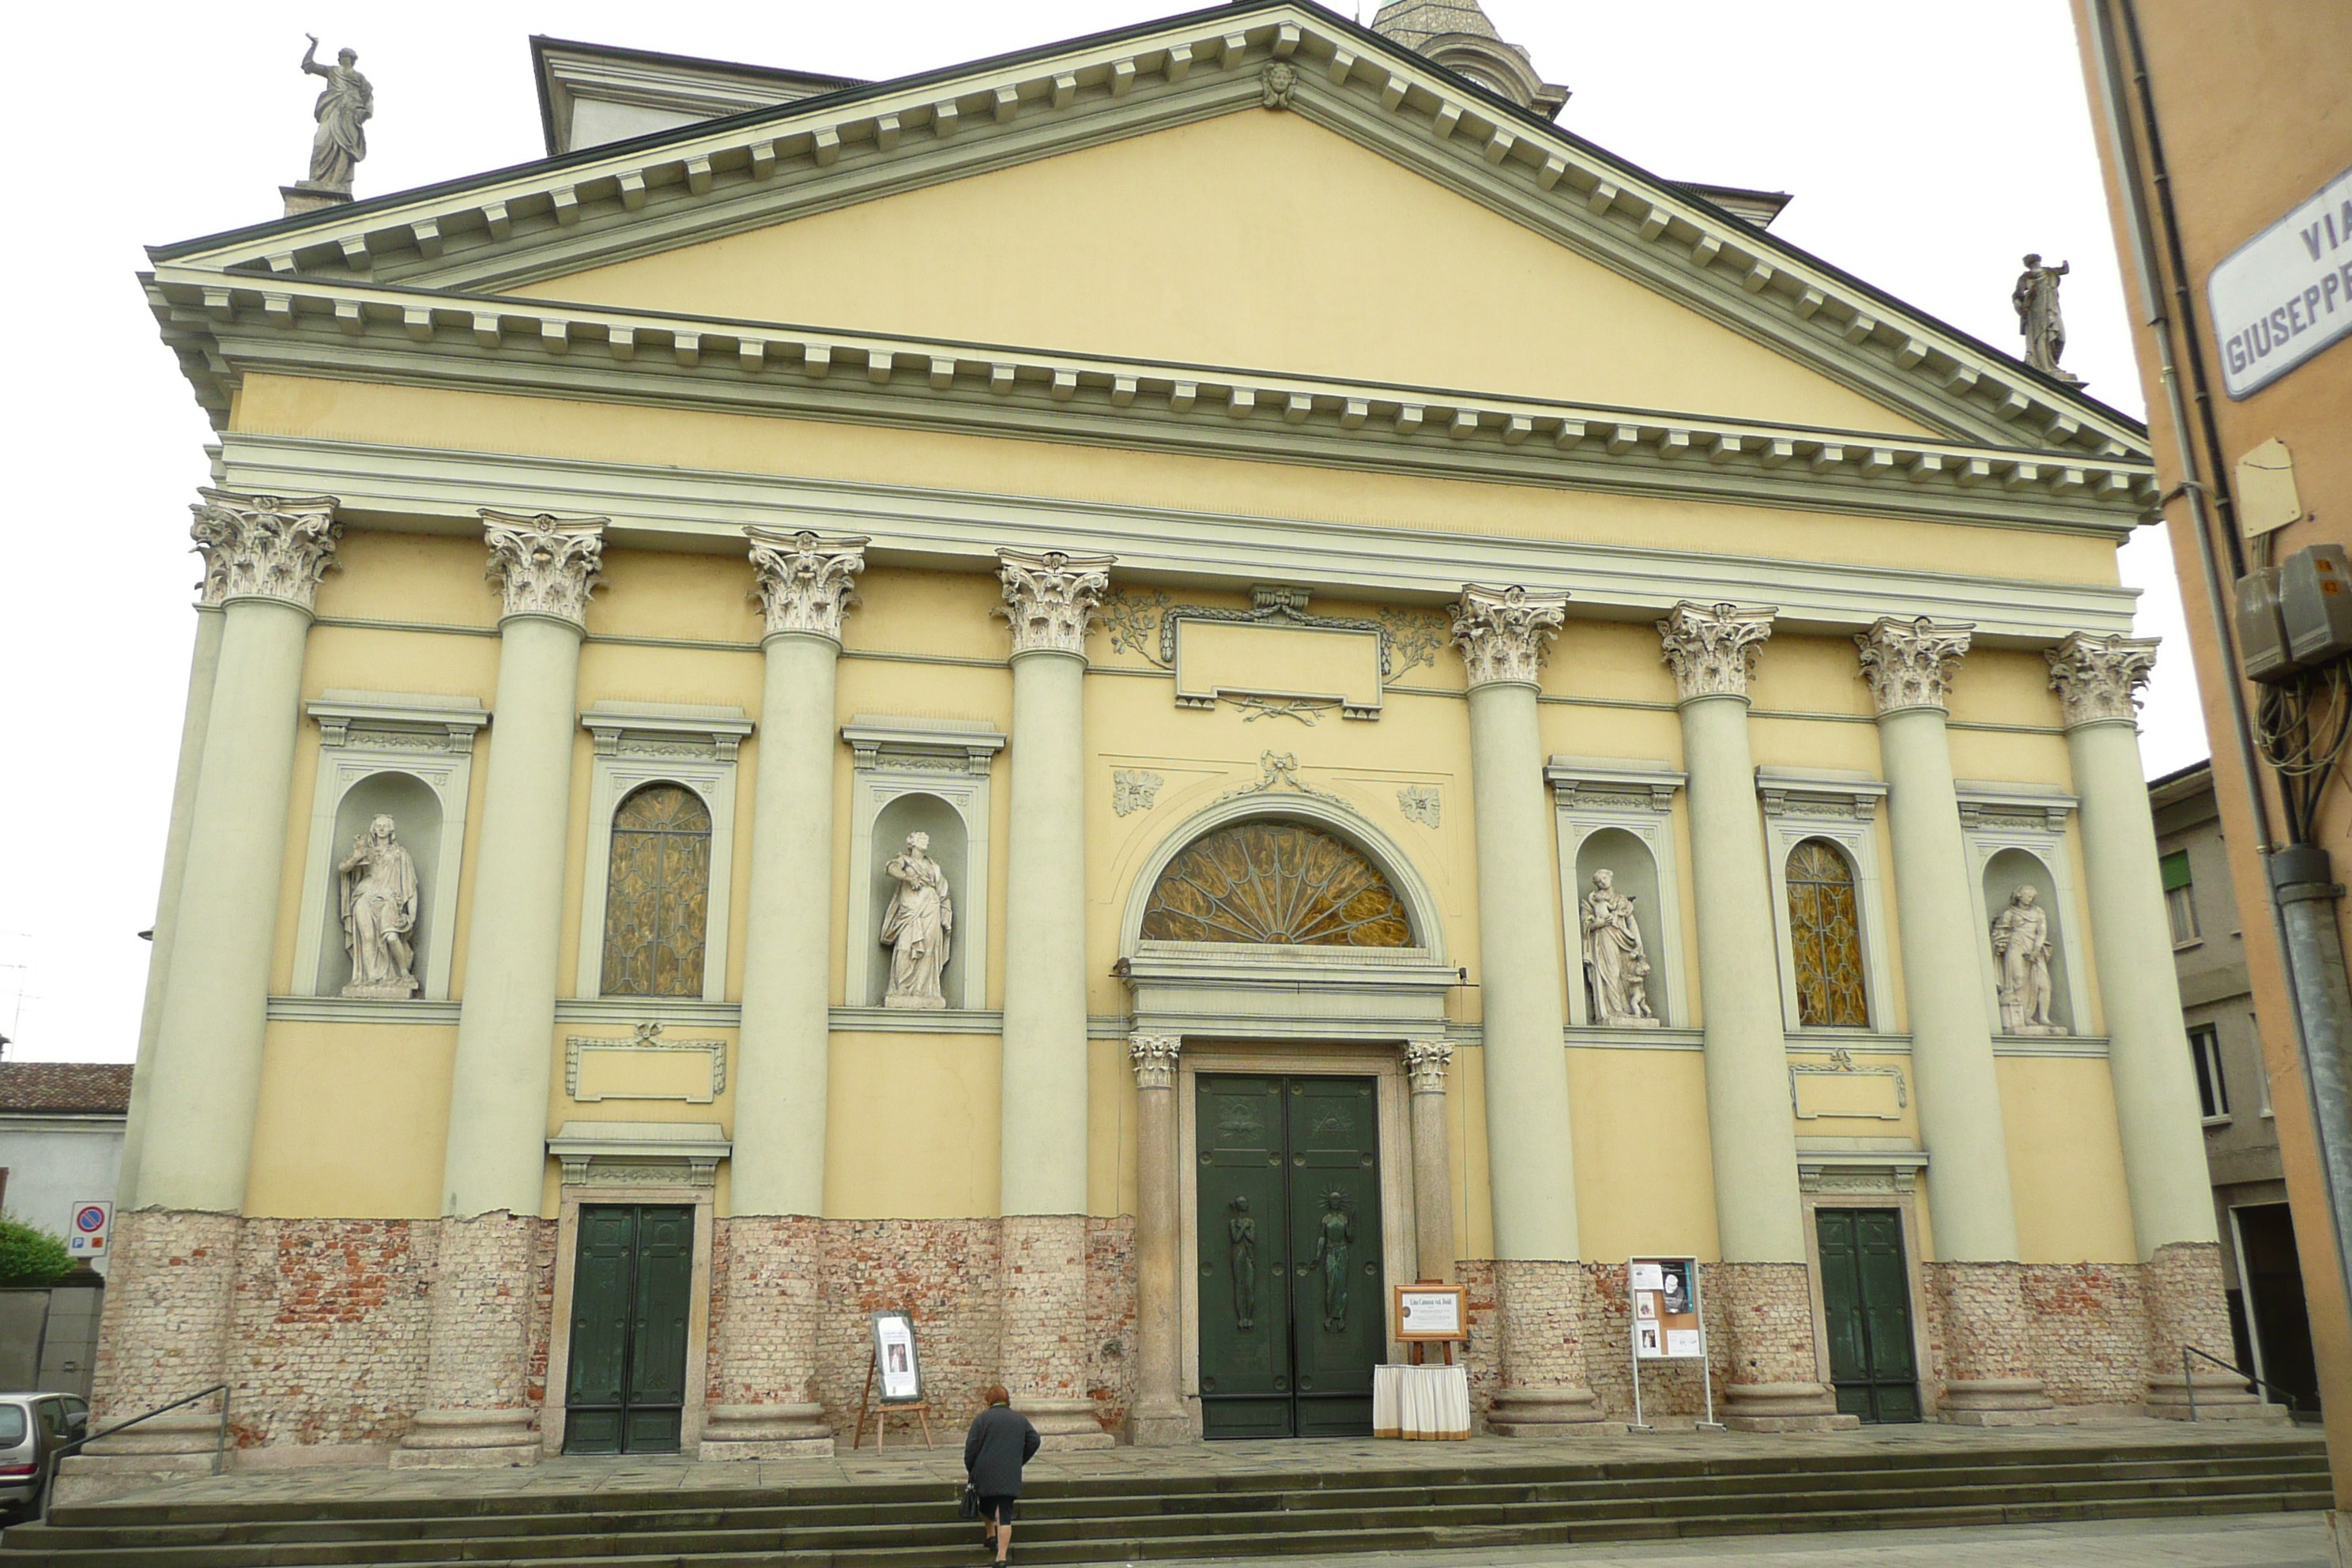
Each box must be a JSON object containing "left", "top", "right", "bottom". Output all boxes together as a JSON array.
[{"left": 1999, "top": 1055, "right": 2142, "bottom": 1263}]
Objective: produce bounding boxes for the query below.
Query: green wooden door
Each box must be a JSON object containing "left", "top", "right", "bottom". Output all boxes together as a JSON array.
[
  {"left": 1196, "top": 1074, "right": 1384, "bottom": 1438},
  {"left": 564, "top": 1204, "right": 694, "bottom": 1454},
  {"left": 1816, "top": 1208, "right": 1920, "bottom": 1423}
]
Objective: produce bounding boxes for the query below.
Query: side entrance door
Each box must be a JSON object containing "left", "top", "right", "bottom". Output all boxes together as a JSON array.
[
  {"left": 1815, "top": 1207, "right": 1920, "bottom": 1423},
  {"left": 1195, "top": 1073, "right": 1385, "bottom": 1438},
  {"left": 564, "top": 1204, "right": 694, "bottom": 1454}
]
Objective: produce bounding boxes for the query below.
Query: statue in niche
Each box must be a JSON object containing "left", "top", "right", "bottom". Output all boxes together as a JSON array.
[
  {"left": 299, "top": 36, "right": 374, "bottom": 194},
  {"left": 1310, "top": 1189, "right": 1355, "bottom": 1332},
  {"left": 2012, "top": 254, "right": 2082, "bottom": 383},
  {"left": 879, "top": 831, "right": 953, "bottom": 1008},
  {"left": 1990, "top": 884, "right": 2067, "bottom": 1035},
  {"left": 1228, "top": 1197, "right": 1257, "bottom": 1331},
  {"left": 1580, "top": 869, "right": 1658, "bottom": 1027},
  {"left": 338, "top": 815, "right": 418, "bottom": 998}
]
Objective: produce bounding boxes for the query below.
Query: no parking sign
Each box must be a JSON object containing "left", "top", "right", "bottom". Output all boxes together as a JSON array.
[{"left": 66, "top": 1200, "right": 109, "bottom": 1257}]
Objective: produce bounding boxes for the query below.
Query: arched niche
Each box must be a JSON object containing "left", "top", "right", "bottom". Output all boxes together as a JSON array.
[
  {"left": 1982, "top": 846, "right": 2075, "bottom": 1034},
  {"left": 315, "top": 771, "right": 443, "bottom": 997},
  {"left": 1572, "top": 827, "right": 1666, "bottom": 1026},
  {"left": 866, "top": 792, "right": 971, "bottom": 1008}
]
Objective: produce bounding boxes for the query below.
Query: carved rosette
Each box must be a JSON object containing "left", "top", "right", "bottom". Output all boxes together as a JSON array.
[
  {"left": 2045, "top": 631, "right": 2158, "bottom": 728},
  {"left": 1450, "top": 584, "right": 1568, "bottom": 688},
  {"left": 1657, "top": 601, "right": 1775, "bottom": 702},
  {"left": 1129, "top": 1033, "right": 1182, "bottom": 1091},
  {"left": 747, "top": 528, "right": 868, "bottom": 642},
  {"left": 996, "top": 547, "right": 1114, "bottom": 658},
  {"left": 188, "top": 490, "right": 342, "bottom": 610},
  {"left": 1856, "top": 616, "right": 1973, "bottom": 715},
  {"left": 1403, "top": 1040, "right": 1454, "bottom": 1095},
  {"left": 483, "top": 511, "right": 609, "bottom": 627}
]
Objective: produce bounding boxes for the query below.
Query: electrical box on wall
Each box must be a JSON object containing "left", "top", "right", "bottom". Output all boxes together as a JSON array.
[
  {"left": 2282, "top": 544, "right": 2352, "bottom": 666},
  {"left": 2238, "top": 566, "right": 2294, "bottom": 681}
]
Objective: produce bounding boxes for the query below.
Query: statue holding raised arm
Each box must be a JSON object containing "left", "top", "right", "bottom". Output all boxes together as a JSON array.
[
  {"left": 2012, "top": 254, "right": 2080, "bottom": 383},
  {"left": 300, "top": 35, "right": 374, "bottom": 194}
]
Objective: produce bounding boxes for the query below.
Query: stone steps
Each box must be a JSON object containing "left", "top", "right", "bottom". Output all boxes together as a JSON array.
[{"left": 0, "top": 1438, "right": 2326, "bottom": 1567}]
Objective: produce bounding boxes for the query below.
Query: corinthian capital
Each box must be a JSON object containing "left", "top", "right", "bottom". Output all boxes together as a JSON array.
[
  {"left": 996, "top": 547, "right": 1114, "bottom": 658},
  {"left": 1856, "top": 616, "right": 1973, "bottom": 714},
  {"left": 1403, "top": 1039, "right": 1454, "bottom": 1095},
  {"left": 747, "top": 528, "right": 867, "bottom": 642},
  {"left": 2045, "top": 631, "right": 2156, "bottom": 728},
  {"left": 1129, "top": 1033, "right": 1182, "bottom": 1091},
  {"left": 483, "top": 511, "right": 608, "bottom": 627},
  {"left": 1658, "top": 601, "right": 1774, "bottom": 702},
  {"left": 189, "top": 490, "right": 342, "bottom": 610},
  {"left": 1449, "top": 584, "right": 1567, "bottom": 688}
]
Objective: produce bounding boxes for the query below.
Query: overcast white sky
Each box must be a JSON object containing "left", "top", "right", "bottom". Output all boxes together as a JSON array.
[{"left": 0, "top": 1, "right": 2205, "bottom": 1063}]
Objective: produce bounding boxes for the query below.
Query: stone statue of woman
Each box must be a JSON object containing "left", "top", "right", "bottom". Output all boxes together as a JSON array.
[
  {"left": 1228, "top": 1197, "right": 1257, "bottom": 1331},
  {"left": 1989, "top": 884, "right": 2067, "bottom": 1035},
  {"left": 1310, "top": 1190, "right": 1354, "bottom": 1331},
  {"left": 2012, "top": 254, "right": 2080, "bottom": 383},
  {"left": 300, "top": 36, "right": 374, "bottom": 194},
  {"left": 338, "top": 815, "right": 418, "bottom": 998},
  {"left": 1581, "top": 869, "right": 1657, "bottom": 1027},
  {"left": 879, "top": 831, "right": 953, "bottom": 1008}
]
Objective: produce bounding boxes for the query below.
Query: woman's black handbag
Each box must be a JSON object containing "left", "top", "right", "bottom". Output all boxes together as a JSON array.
[{"left": 958, "top": 1483, "right": 982, "bottom": 1521}]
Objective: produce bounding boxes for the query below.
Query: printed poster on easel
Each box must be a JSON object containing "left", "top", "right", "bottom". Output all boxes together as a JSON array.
[
  {"left": 872, "top": 1310, "right": 924, "bottom": 1403},
  {"left": 1626, "top": 1256, "right": 1721, "bottom": 1431}
]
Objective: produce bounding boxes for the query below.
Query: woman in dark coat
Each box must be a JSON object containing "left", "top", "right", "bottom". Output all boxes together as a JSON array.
[{"left": 963, "top": 1385, "right": 1040, "bottom": 1564}]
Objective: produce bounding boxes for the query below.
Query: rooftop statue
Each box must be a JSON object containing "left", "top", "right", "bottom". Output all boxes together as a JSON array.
[
  {"left": 300, "top": 35, "right": 374, "bottom": 194},
  {"left": 2013, "top": 253, "right": 2082, "bottom": 384}
]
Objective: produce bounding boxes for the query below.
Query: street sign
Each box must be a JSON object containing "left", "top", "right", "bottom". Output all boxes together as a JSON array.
[
  {"left": 2208, "top": 165, "right": 2352, "bottom": 399},
  {"left": 66, "top": 1201, "right": 110, "bottom": 1257}
]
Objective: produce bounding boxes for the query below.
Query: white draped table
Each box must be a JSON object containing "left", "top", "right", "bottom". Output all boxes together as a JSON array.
[{"left": 1371, "top": 1363, "right": 1472, "bottom": 1440}]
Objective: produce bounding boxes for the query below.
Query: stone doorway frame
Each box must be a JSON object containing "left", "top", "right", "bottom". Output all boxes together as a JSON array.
[
  {"left": 1796, "top": 1154, "right": 1936, "bottom": 1422},
  {"left": 1175, "top": 1040, "right": 1420, "bottom": 1437}
]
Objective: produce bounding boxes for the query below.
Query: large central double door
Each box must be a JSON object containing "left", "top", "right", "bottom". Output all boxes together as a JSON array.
[{"left": 1195, "top": 1073, "right": 1385, "bottom": 1438}]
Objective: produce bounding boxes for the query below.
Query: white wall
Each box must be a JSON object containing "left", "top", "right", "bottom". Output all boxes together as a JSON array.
[{"left": 0, "top": 1118, "right": 122, "bottom": 1276}]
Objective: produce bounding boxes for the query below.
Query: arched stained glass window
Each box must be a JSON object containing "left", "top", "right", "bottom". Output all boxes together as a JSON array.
[
  {"left": 601, "top": 783, "right": 712, "bottom": 997},
  {"left": 1140, "top": 820, "right": 1412, "bottom": 948},
  {"left": 1786, "top": 837, "right": 1869, "bottom": 1027}
]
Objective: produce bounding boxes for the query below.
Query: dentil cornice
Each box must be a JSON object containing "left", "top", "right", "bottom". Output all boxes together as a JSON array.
[
  {"left": 746, "top": 526, "right": 867, "bottom": 642},
  {"left": 2045, "top": 631, "right": 2156, "bottom": 728},
  {"left": 1658, "top": 601, "right": 1775, "bottom": 702},
  {"left": 1450, "top": 583, "right": 1566, "bottom": 688},
  {"left": 1403, "top": 1039, "right": 1453, "bottom": 1094},
  {"left": 484, "top": 510, "right": 609, "bottom": 626},
  {"left": 1129, "top": 1033, "right": 1182, "bottom": 1090},
  {"left": 189, "top": 488, "right": 342, "bottom": 610},
  {"left": 1856, "top": 616, "right": 1973, "bottom": 715},
  {"left": 997, "top": 546, "right": 1114, "bottom": 658}
]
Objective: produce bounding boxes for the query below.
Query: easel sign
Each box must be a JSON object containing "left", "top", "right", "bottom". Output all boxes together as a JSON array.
[
  {"left": 1393, "top": 1283, "right": 1468, "bottom": 1363},
  {"left": 1626, "top": 1257, "right": 1723, "bottom": 1433},
  {"left": 872, "top": 1310, "right": 924, "bottom": 1402}
]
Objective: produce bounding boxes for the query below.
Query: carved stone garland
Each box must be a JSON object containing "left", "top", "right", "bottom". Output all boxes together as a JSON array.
[
  {"left": 747, "top": 528, "right": 868, "bottom": 641},
  {"left": 483, "top": 511, "right": 608, "bottom": 626},
  {"left": 190, "top": 489, "right": 343, "bottom": 610},
  {"left": 1856, "top": 616, "right": 1973, "bottom": 714},
  {"left": 1449, "top": 584, "right": 1567, "bottom": 688},
  {"left": 1129, "top": 1033, "right": 1182, "bottom": 1090},
  {"left": 2045, "top": 631, "right": 2158, "bottom": 727},
  {"left": 1657, "top": 601, "right": 1775, "bottom": 701},
  {"left": 996, "top": 547, "right": 1114, "bottom": 657}
]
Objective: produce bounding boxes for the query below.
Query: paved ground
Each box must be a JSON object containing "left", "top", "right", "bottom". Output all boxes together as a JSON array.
[
  {"left": 1073, "top": 1514, "right": 2329, "bottom": 1567},
  {"left": 73, "top": 1415, "right": 2321, "bottom": 1509}
]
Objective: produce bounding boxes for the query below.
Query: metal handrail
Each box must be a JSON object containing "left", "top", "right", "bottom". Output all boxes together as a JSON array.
[
  {"left": 2182, "top": 1345, "right": 2298, "bottom": 1420},
  {"left": 57, "top": 1384, "right": 232, "bottom": 1475}
]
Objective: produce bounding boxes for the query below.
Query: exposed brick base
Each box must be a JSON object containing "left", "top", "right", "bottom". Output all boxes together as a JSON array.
[
  {"left": 2143, "top": 1241, "right": 2274, "bottom": 1419},
  {"left": 393, "top": 1212, "right": 546, "bottom": 1468},
  {"left": 702, "top": 1216, "right": 831, "bottom": 1457},
  {"left": 1924, "top": 1261, "right": 2054, "bottom": 1423},
  {"left": 1485, "top": 1259, "right": 1600, "bottom": 1433},
  {"left": 1711, "top": 1262, "right": 1850, "bottom": 1430}
]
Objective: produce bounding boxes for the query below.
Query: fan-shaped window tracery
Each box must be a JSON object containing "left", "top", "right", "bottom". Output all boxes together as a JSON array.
[{"left": 1140, "top": 820, "right": 1413, "bottom": 948}]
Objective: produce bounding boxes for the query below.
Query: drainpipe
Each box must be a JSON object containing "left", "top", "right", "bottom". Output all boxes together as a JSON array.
[{"left": 2082, "top": 0, "right": 2352, "bottom": 1324}]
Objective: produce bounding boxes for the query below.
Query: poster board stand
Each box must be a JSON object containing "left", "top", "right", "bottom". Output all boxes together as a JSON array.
[
  {"left": 1393, "top": 1282, "right": 1468, "bottom": 1366},
  {"left": 854, "top": 1309, "right": 934, "bottom": 1449},
  {"left": 1626, "top": 1257, "right": 1725, "bottom": 1434},
  {"left": 852, "top": 1350, "right": 935, "bottom": 1450}
]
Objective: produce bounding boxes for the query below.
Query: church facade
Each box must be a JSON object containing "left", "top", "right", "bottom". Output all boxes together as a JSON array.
[{"left": 88, "top": 0, "right": 2265, "bottom": 1482}]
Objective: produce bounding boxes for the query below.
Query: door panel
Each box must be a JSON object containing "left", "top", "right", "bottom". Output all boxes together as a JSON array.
[
  {"left": 565, "top": 1204, "right": 695, "bottom": 1455},
  {"left": 564, "top": 1207, "right": 638, "bottom": 1455},
  {"left": 1196, "top": 1073, "right": 1383, "bottom": 1438},
  {"left": 1815, "top": 1207, "right": 1920, "bottom": 1424}
]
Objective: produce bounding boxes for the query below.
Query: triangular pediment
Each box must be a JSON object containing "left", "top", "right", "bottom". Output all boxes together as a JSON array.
[{"left": 149, "top": 1, "right": 2147, "bottom": 467}]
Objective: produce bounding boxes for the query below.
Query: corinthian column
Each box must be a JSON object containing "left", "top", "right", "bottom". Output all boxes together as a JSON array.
[
  {"left": 1128, "top": 1034, "right": 1189, "bottom": 1446},
  {"left": 399, "top": 512, "right": 605, "bottom": 1469},
  {"left": 91, "top": 493, "right": 339, "bottom": 1476},
  {"left": 1404, "top": 1042, "right": 1458, "bottom": 1286},
  {"left": 1453, "top": 585, "right": 1598, "bottom": 1434},
  {"left": 702, "top": 530, "right": 866, "bottom": 1461},
  {"left": 1660, "top": 602, "right": 1841, "bottom": 1430},
  {"left": 994, "top": 546, "right": 1114, "bottom": 1446},
  {"left": 1858, "top": 617, "right": 2049, "bottom": 1422},
  {"left": 2048, "top": 635, "right": 2253, "bottom": 1418}
]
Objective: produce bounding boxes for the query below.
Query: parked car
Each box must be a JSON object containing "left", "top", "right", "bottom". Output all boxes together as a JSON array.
[{"left": 0, "top": 1394, "right": 89, "bottom": 1522}]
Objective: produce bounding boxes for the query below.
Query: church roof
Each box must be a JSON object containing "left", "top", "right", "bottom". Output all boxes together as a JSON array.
[
  {"left": 141, "top": 0, "right": 2151, "bottom": 535},
  {"left": 0, "top": 1063, "right": 133, "bottom": 1117}
]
